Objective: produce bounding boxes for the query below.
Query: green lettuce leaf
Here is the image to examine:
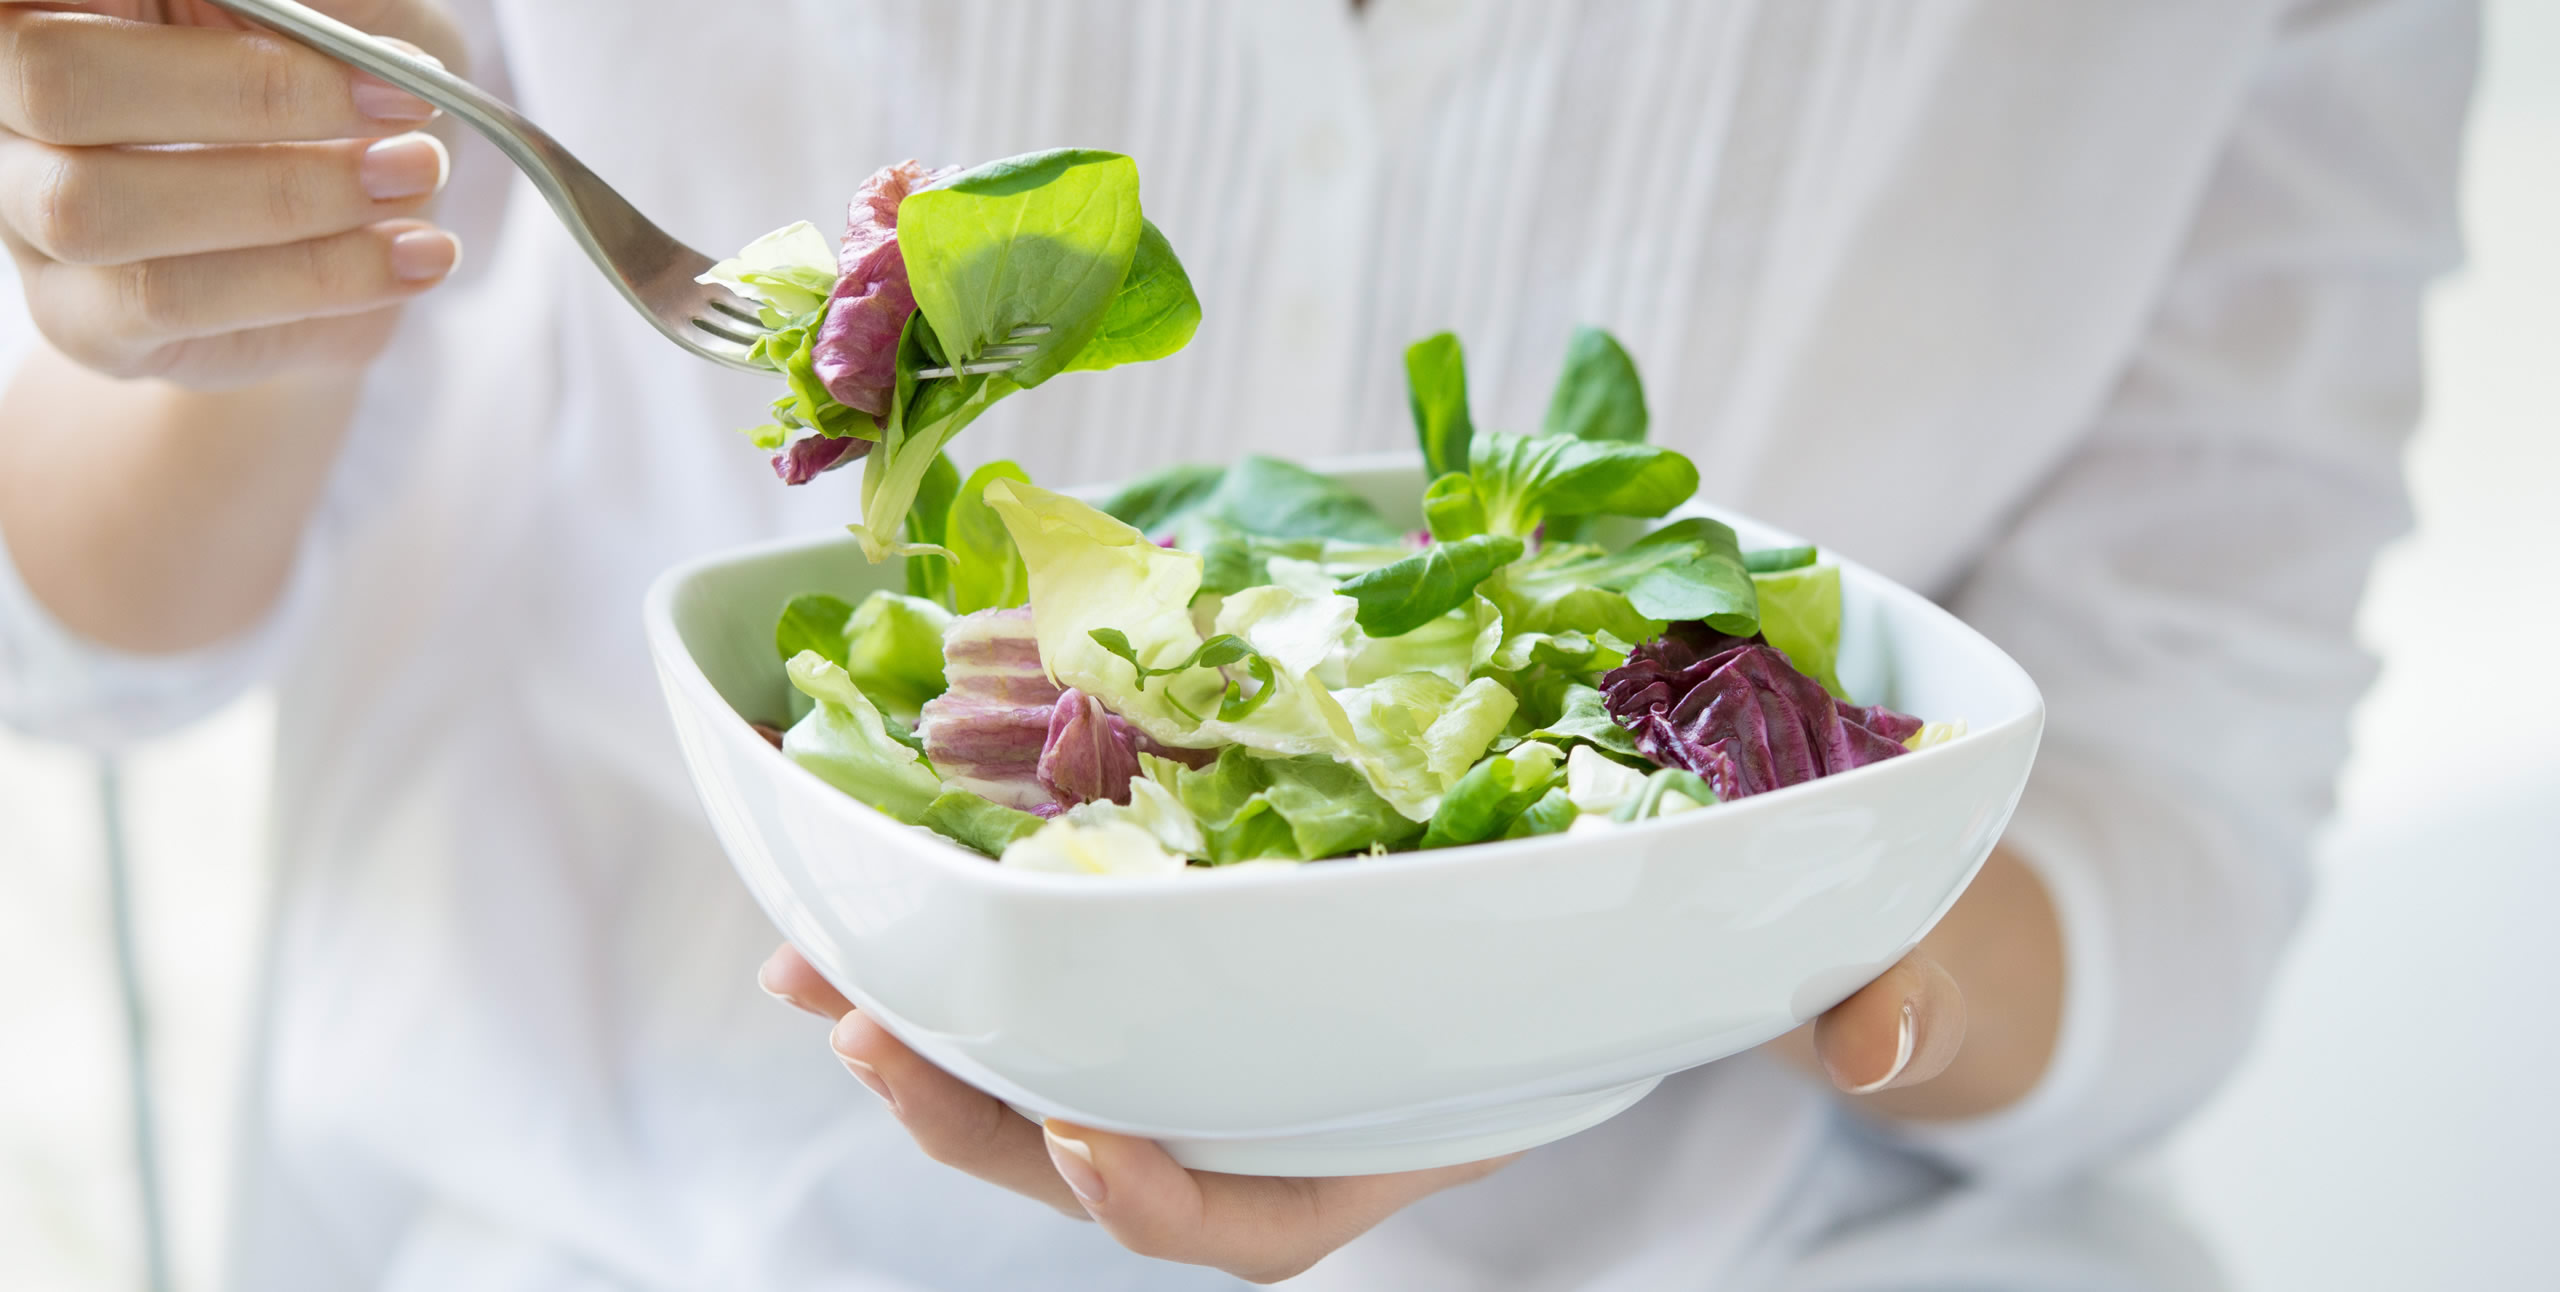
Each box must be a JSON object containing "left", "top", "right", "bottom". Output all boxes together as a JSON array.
[
  {"left": 921, "top": 789, "right": 1047, "bottom": 857},
  {"left": 900, "top": 149, "right": 1146, "bottom": 388},
  {"left": 774, "top": 591, "right": 953, "bottom": 727},
  {"left": 946, "top": 460, "right": 1033, "bottom": 614},
  {"left": 1064, "top": 220, "right": 1202, "bottom": 373},
  {"left": 1752, "top": 561, "right": 1847, "bottom": 700},
  {"left": 1502, "top": 786, "right": 1580, "bottom": 839},
  {"left": 782, "top": 652, "right": 944, "bottom": 824},
  {"left": 1405, "top": 332, "right": 1475, "bottom": 479},
  {"left": 1420, "top": 741, "right": 1564, "bottom": 849},
  {"left": 1467, "top": 430, "right": 1698, "bottom": 539},
  {"left": 1144, "top": 748, "right": 1419, "bottom": 862}
]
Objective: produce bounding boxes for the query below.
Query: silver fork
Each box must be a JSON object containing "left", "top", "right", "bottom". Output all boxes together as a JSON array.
[
  {"left": 203, "top": 0, "right": 773, "bottom": 370},
  {"left": 206, "top": 0, "right": 1056, "bottom": 382}
]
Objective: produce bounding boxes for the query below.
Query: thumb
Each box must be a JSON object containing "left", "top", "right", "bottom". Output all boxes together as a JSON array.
[{"left": 1814, "top": 951, "right": 1966, "bottom": 1094}]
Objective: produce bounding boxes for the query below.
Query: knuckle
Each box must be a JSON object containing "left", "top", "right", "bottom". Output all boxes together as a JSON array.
[
  {"left": 119, "top": 257, "right": 195, "bottom": 336},
  {"left": 261, "top": 155, "right": 324, "bottom": 234},
  {"left": 240, "top": 42, "right": 317, "bottom": 134},
  {"left": 8, "top": 21, "right": 89, "bottom": 145},
  {"left": 296, "top": 234, "right": 365, "bottom": 303},
  {"left": 24, "top": 149, "right": 109, "bottom": 264}
]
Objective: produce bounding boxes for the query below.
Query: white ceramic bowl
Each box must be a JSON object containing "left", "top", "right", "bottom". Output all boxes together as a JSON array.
[{"left": 644, "top": 456, "right": 2042, "bottom": 1176}]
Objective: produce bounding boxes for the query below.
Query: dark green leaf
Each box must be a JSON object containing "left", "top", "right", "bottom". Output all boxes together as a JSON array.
[
  {"left": 1541, "top": 327, "right": 1648, "bottom": 444},
  {"left": 1619, "top": 519, "right": 1759, "bottom": 632},
  {"left": 1176, "top": 456, "right": 1403, "bottom": 546},
  {"left": 1100, "top": 463, "right": 1227, "bottom": 535},
  {"left": 1406, "top": 332, "right": 1474, "bottom": 479},
  {"left": 1065, "top": 220, "right": 1203, "bottom": 373},
  {"left": 1336, "top": 535, "right": 1525, "bottom": 638}
]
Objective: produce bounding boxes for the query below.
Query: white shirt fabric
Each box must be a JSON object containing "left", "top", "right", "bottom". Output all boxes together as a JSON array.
[{"left": 0, "top": 1, "right": 2474, "bottom": 1287}]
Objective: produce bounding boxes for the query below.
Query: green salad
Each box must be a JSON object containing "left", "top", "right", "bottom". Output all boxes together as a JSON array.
[{"left": 709, "top": 151, "right": 1954, "bottom": 875}]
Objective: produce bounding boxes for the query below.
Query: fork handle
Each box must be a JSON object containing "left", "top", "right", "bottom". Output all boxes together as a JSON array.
[{"left": 200, "top": 0, "right": 717, "bottom": 339}]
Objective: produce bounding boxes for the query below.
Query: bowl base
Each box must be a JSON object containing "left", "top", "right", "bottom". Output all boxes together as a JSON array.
[{"left": 1119, "top": 1076, "right": 1666, "bottom": 1177}]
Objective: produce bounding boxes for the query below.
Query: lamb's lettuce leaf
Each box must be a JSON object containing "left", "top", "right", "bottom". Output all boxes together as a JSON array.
[
  {"left": 1541, "top": 326, "right": 1647, "bottom": 445},
  {"left": 1335, "top": 534, "right": 1523, "bottom": 637},
  {"left": 1100, "top": 463, "right": 1227, "bottom": 536},
  {"left": 1406, "top": 332, "right": 1474, "bottom": 479},
  {"left": 1467, "top": 430, "right": 1698, "bottom": 539},
  {"left": 1422, "top": 472, "right": 1488, "bottom": 543},
  {"left": 1420, "top": 741, "right": 1564, "bottom": 848},
  {"left": 1523, "top": 683, "right": 1647, "bottom": 765}
]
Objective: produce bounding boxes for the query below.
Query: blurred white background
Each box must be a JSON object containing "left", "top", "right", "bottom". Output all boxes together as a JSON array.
[{"left": 3, "top": 6, "right": 2553, "bottom": 1289}]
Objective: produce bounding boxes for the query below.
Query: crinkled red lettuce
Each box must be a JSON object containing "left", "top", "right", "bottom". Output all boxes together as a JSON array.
[
  {"left": 773, "top": 432, "right": 870, "bottom": 485},
  {"left": 812, "top": 160, "right": 955, "bottom": 416},
  {"left": 1600, "top": 624, "right": 1921, "bottom": 800}
]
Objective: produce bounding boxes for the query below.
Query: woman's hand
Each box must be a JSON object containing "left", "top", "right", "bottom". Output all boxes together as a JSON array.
[
  {"left": 751, "top": 847, "right": 2062, "bottom": 1281},
  {"left": 756, "top": 944, "right": 1515, "bottom": 1285},
  {"left": 0, "top": 0, "right": 468, "bottom": 388}
]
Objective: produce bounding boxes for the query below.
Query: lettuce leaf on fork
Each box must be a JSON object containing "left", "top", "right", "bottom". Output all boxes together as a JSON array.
[{"left": 707, "top": 150, "right": 1202, "bottom": 562}]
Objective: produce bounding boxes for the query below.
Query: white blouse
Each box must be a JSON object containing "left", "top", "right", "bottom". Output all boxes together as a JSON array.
[{"left": 0, "top": 0, "right": 2474, "bottom": 1287}]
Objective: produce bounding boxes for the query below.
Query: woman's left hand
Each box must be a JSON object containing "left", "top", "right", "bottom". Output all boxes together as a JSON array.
[{"left": 755, "top": 943, "right": 1513, "bottom": 1284}]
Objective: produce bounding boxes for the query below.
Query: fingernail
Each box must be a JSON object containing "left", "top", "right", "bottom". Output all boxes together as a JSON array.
[
  {"left": 840, "top": 1056, "right": 898, "bottom": 1114},
  {"left": 389, "top": 229, "right": 460, "bottom": 282},
  {"left": 360, "top": 134, "right": 447, "bottom": 201},
  {"left": 1044, "top": 1123, "right": 1105, "bottom": 1205},
  {"left": 1847, "top": 1002, "right": 1917, "bottom": 1095},
  {"left": 352, "top": 42, "right": 444, "bottom": 123}
]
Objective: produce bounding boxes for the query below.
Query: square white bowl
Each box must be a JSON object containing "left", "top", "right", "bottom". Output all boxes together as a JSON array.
[{"left": 644, "top": 456, "right": 2042, "bottom": 1176}]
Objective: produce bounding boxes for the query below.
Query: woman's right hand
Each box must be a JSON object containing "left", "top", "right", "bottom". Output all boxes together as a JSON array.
[{"left": 0, "top": 0, "right": 468, "bottom": 389}]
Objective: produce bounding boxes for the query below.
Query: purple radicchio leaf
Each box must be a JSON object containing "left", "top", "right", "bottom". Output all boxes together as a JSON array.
[
  {"left": 1599, "top": 629, "right": 1922, "bottom": 801},
  {"left": 1036, "top": 688, "right": 1217, "bottom": 809},
  {"left": 811, "top": 160, "right": 957, "bottom": 417},
  {"left": 772, "top": 433, "right": 871, "bottom": 485},
  {"left": 917, "top": 608, "right": 1066, "bottom": 813}
]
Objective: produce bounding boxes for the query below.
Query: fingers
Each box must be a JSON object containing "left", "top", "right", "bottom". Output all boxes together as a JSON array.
[
  {"left": 24, "top": 217, "right": 458, "bottom": 377},
  {"left": 138, "top": 304, "right": 405, "bottom": 388},
  {"left": 1815, "top": 951, "right": 1967, "bottom": 1095},
  {"left": 1040, "top": 1125, "right": 1515, "bottom": 1284},
  {"left": 0, "top": 131, "right": 447, "bottom": 265},
  {"left": 829, "top": 1008, "right": 1092, "bottom": 1219},
  {"left": 0, "top": 9, "right": 437, "bottom": 147},
  {"left": 755, "top": 942, "right": 854, "bottom": 1019}
]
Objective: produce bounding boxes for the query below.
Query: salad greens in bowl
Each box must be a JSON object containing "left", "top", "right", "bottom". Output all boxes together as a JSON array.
[{"left": 643, "top": 152, "right": 2041, "bottom": 1174}]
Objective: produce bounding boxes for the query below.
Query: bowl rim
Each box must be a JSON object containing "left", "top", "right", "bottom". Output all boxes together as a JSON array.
[{"left": 642, "top": 452, "right": 2045, "bottom": 899}]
